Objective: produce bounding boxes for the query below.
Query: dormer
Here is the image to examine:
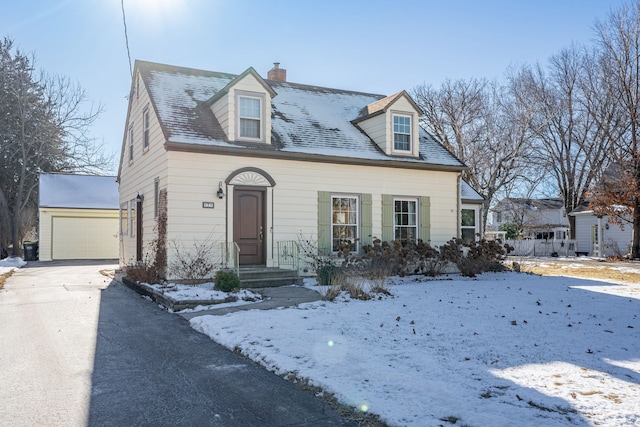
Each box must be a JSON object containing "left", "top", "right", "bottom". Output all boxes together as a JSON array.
[
  {"left": 353, "top": 90, "right": 423, "bottom": 158},
  {"left": 206, "top": 67, "right": 277, "bottom": 145}
]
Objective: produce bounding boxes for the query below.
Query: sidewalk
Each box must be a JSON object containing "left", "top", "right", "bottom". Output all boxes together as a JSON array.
[{"left": 179, "top": 285, "right": 323, "bottom": 320}]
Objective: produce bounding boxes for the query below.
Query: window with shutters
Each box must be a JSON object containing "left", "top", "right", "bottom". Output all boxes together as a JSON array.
[{"left": 382, "top": 194, "right": 430, "bottom": 244}]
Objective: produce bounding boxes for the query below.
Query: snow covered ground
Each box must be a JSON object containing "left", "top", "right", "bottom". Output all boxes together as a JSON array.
[
  {"left": 142, "top": 281, "right": 263, "bottom": 313},
  {"left": 191, "top": 271, "right": 640, "bottom": 426},
  {"left": 0, "top": 257, "right": 26, "bottom": 276}
]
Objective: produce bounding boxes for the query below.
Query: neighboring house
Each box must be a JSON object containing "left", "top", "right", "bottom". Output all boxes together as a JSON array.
[
  {"left": 570, "top": 208, "right": 632, "bottom": 257},
  {"left": 38, "top": 173, "right": 119, "bottom": 261},
  {"left": 489, "top": 198, "right": 569, "bottom": 240},
  {"left": 117, "top": 60, "right": 473, "bottom": 279}
]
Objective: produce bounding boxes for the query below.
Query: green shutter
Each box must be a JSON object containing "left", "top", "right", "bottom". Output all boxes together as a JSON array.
[
  {"left": 420, "top": 196, "right": 431, "bottom": 242},
  {"left": 360, "top": 193, "right": 372, "bottom": 248},
  {"left": 382, "top": 194, "right": 393, "bottom": 243},
  {"left": 318, "top": 191, "right": 331, "bottom": 254}
]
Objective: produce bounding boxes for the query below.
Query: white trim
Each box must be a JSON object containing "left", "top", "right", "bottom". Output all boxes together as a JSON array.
[
  {"left": 330, "top": 194, "right": 360, "bottom": 252},
  {"left": 142, "top": 106, "right": 150, "bottom": 151},
  {"left": 461, "top": 205, "right": 480, "bottom": 243},
  {"left": 229, "top": 171, "right": 271, "bottom": 186},
  {"left": 393, "top": 197, "right": 419, "bottom": 243},
  {"left": 392, "top": 113, "right": 412, "bottom": 154},
  {"left": 236, "top": 92, "right": 265, "bottom": 143}
]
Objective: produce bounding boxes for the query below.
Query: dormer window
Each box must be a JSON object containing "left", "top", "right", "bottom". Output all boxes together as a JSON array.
[
  {"left": 393, "top": 114, "right": 412, "bottom": 152},
  {"left": 238, "top": 94, "right": 263, "bottom": 140}
]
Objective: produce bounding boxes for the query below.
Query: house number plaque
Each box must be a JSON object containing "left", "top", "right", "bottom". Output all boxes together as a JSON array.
[{"left": 202, "top": 202, "right": 215, "bottom": 208}]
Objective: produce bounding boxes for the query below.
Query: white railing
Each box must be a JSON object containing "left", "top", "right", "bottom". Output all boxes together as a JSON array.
[
  {"left": 276, "top": 241, "right": 299, "bottom": 271},
  {"left": 504, "top": 239, "right": 576, "bottom": 257},
  {"left": 221, "top": 242, "right": 240, "bottom": 276}
]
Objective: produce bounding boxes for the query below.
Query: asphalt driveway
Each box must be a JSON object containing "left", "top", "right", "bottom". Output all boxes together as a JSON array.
[{"left": 0, "top": 261, "right": 355, "bottom": 426}]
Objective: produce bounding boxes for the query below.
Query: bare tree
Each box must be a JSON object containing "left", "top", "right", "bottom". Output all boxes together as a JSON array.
[
  {"left": 0, "top": 38, "right": 113, "bottom": 256},
  {"left": 588, "top": 1, "right": 640, "bottom": 258},
  {"left": 412, "top": 78, "right": 535, "bottom": 228},
  {"left": 515, "top": 45, "right": 611, "bottom": 239}
]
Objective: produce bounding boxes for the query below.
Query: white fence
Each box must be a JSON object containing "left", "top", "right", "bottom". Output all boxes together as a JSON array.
[{"left": 504, "top": 239, "right": 576, "bottom": 257}]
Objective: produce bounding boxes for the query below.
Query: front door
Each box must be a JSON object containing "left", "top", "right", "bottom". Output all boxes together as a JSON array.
[{"left": 233, "top": 188, "right": 265, "bottom": 265}]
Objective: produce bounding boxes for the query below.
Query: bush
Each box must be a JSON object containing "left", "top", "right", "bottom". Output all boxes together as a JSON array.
[
  {"left": 440, "top": 238, "right": 512, "bottom": 277},
  {"left": 169, "top": 237, "right": 219, "bottom": 283},
  {"left": 317, "top": 264, "right": 340, "bottom": 286},
  {"left": 214, "top": 270, "right": 240, "bottom": 292},
  {"left": 360, "top": 239, "right": 446, "bottom": 277},
  {"left": 125, "top": 251, "right": 159, "bottom": 284}
]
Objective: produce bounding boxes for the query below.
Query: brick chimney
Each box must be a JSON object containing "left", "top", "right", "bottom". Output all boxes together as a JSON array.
[{"left": 267, "top": 62, "right": 286, "bottom": 82}]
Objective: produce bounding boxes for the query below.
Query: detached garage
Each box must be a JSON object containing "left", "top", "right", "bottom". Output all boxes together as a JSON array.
[{"left": 39, "top": 173, "right": 119, "bottom": 261}]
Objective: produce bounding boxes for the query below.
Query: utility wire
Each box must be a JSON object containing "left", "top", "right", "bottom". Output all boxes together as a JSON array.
[{"left": 121, "top": 0, "right": 133, "bottom": 78}]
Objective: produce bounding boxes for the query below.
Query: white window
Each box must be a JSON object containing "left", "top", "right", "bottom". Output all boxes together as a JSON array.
[
  {"left": 153, "top": 178, "right": 159, "bottom": 218},
  {"left": 143, "top": 107, "right": 150, "bottom": 150},
  {"left": 331, "top": 195, "right": 359, "bottom": 252},
  {"left": 461, "top": 208, "right": 478, "bottom": 245},
  {"left": 394, "top": 198, "right": 418, "bottom": 243},
  {"left": 130, "top": 199, "right": 136, "bottom": 238},
  {"left": 393, "top": 114, "right": 411, "bottom": 152},
  {"left": 128, "top": 125, "right": 134, "bottom": 162},
  {"left": 120, "top": 202, "right": 129, "bottom": 235},
  {"left": 239, "top": 96, "right": 261, "bottom": 139}
]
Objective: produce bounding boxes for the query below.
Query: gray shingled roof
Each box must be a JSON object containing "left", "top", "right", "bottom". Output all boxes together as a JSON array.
[
  {"left": 461, "top": 180, "right": 484, "bottom": 202},
  {"left": 39, "top": 173, "right": 119, "bottom": 209},
  {"left": 138, "top": 60, "right": 464, "bottom": 169}
]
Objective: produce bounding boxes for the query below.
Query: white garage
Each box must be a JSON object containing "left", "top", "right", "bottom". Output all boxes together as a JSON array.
[{"left": 39, "top": 173, "right": 119, "bottom": 261}]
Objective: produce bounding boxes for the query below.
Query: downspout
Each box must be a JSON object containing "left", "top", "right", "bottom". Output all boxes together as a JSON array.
[{"left": 457, "top": 174, "right": 462, "bottom": 239}]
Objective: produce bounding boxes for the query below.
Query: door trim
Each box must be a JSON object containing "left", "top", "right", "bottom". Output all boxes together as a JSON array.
[{"left": 233, "top": 187, "right": 266, "bottom": 265}]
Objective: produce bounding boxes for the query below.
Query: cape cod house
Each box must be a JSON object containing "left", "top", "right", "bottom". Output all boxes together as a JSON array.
[{"left": 117, "top": 61, "right": 479, "bottom": 280}]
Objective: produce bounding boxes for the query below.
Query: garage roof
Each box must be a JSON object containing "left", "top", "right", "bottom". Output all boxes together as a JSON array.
[{"left": 39, "top": 173, "right": 119, "bottom": 209}]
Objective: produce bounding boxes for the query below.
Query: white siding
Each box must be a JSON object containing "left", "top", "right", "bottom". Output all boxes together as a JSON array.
[
  {"left": 210, "top": 73, "right": 273, "bottom": 144},
  {"left": 358, "top": 96, "right": 420, "bottom": 157},
  {"left": 162, "top": 150, "right": 458, "bottom": 277},
  {"left": 358, "top": 114, "right": 387, "bottom": 153},
  {"left": 118, "top": 71, "right": 169, "bottom": 266},
  {"left": 574, "top": 213, "right": 633, "bottom": 257}
]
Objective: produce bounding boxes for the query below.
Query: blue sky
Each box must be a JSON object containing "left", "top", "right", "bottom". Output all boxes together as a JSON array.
[{"left": 2, "top": 0, "right": 625, "bottom": 174}]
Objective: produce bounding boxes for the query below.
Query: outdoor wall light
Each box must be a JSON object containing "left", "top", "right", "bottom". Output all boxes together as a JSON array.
[
  {"left": 216, "top": 181, "right": 225, "bottom": 199},
  {"left": 136, "top": 193, "right": 144, "bottom": 203}
]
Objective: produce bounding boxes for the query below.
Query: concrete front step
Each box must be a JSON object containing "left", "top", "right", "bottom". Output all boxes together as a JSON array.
[{"left": 239, "top": 267, "right": 301, "bottom": 288}]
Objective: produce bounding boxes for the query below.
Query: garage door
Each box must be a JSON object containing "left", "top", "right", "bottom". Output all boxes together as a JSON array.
[{"left": 52, "top": 216, "right": 119, "bottom": 260}]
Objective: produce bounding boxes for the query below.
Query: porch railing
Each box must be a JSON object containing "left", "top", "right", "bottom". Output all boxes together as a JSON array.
[{"left": 276, "top": 240, "right": 299, "bottom": 271}]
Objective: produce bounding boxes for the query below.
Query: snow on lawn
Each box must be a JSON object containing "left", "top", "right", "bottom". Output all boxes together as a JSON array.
[
  {"left": 142, "top": 282, "right": 263, "bottom": 313},
  {"left": 191, "top": 272, "right": 640, "bottom": 426}
]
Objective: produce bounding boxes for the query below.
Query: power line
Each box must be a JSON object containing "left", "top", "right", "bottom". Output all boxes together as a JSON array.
[{"left": 121, "top": 0, "right": 133, "bottom": 78}]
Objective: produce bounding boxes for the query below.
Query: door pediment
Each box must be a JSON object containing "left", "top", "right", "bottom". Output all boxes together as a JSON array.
[{"left": 227, "top": 167, "right": 276, "bottom": 187}]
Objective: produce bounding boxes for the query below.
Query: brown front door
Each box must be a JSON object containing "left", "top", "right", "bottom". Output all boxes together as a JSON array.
[{"left": 233, "top": 188, "right": 265, "bottom": 265}]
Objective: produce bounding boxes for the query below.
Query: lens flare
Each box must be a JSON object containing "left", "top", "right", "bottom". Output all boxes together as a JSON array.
[{"left": 327, "top": 340, "right": 334, "bottom": 347}]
